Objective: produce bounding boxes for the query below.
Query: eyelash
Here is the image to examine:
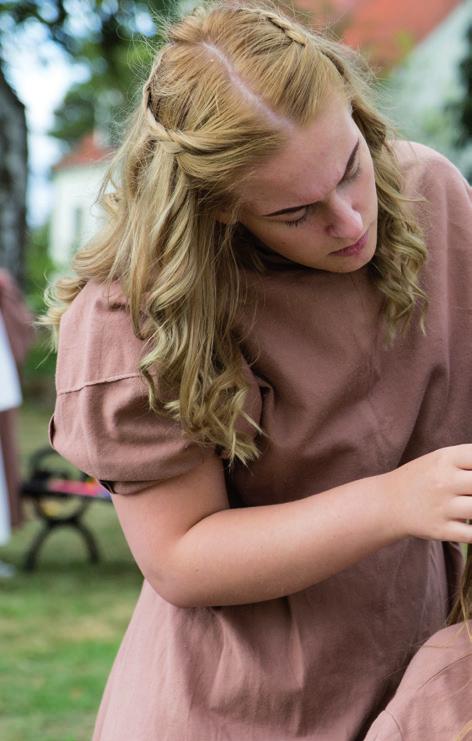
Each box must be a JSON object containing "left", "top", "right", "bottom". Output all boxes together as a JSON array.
[{"left": 284, "top": 163, "right": 362, "bottom": 228}]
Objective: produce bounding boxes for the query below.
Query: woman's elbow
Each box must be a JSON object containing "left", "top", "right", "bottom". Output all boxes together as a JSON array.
[{"left": 143, "top": 565, "right": 210, "bottom": 609}]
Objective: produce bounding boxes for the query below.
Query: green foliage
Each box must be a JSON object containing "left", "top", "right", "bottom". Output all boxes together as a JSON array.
[
  {"left": 24, "top": 223, "right": 55, "bottom": 315},
  {"left": 0, "top": 0, "right": 182, "bottom": 145},
  {"left": 454, "top": 23, "right": 472, "bottom": 146},
  {"left": 0, "top": 1, "right": 179, "bottom": 59},
  {"left": 22, "top": 334, "right": 56, "bottom": 403},
  {"left": 49, "top": 85, "right": 97, "bottom": 145},
  {"left": 50, "top": 35, "right": 157, "bottom": 146},
  {"left": 22, "top": 224, "right": 57, "bottom": 401}
]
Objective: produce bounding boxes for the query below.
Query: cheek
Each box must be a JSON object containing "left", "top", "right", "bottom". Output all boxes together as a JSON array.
[
  {"left": 256, "top": 223, "right": 312, "bottom": 255},
  {"left": 251, "top": 219, "right": 291, "bottom": 245},
  {"left": 263, "top": 224, "right": 293, "bottom": 248}
]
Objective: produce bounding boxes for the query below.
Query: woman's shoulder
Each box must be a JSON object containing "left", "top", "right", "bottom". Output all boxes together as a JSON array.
[
  {"left": 390, "top": 140, "right": 469, "bottom": 197},
  {"left": 59, "top": 278, "right": 129, "bottom": 332},
  {"left": 52, "top": 279, "right": 218, "bottom": 494},
  {"left": 56, "top": 279, "right": 144, "bottom": 395},
  {"left": 392, "top": 139, "right": 450, "bottom": 167}
]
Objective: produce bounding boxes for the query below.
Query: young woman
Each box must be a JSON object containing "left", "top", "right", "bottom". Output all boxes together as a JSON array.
[
  {"left": 365, "top": 558, "right": 472, "bottom": 740},
  {"left": 45, "top": 2, "right": 472, "bottom": 738}
]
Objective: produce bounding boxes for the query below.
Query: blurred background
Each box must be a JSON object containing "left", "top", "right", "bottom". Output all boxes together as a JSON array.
[{"left": 1, "top": 0, "right": 472, "bottom": 738}]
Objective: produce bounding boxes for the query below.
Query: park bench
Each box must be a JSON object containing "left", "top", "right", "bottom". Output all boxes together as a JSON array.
[{"left": 20, "top": 446, "right": 112, "bottom": 571}]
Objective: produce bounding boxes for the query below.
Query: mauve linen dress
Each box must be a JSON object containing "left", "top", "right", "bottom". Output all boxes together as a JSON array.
[{"left": 50, "top": 141, "right": 470, "bottom": 740}]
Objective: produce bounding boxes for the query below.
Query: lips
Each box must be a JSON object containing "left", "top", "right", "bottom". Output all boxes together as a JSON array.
[{"left": 331, "top": 229, "right": 369, "bottom": 257}]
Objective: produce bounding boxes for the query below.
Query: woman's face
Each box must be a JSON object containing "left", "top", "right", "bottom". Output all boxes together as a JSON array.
[{"left": 236, "top": 94, "right": 378, "bottom": 272}]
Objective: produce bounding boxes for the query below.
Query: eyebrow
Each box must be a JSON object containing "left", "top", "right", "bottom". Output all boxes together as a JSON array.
[{"left": 261, "top": 138, "right": 361, "bottom": 217}]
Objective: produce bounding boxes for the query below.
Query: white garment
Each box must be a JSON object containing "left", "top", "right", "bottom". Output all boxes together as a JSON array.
[
  {"left": 0, "top": 313, "right": 21, "bottom": 544},
  {"left": 0, "top": 313, "right": 21, "bottom": 412}
]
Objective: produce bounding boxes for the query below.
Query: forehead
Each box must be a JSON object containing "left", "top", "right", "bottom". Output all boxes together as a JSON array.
[{"left": 242, "top": 95, "right": 356, "bottom": 215}]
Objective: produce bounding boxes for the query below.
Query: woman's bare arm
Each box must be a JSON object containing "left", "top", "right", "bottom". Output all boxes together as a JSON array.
[
  {"left": 111, "top": 453, "right": 396, "bottom": 607},
  {"left": 112, "top": 445, "right": 472, "bottom": 608}
]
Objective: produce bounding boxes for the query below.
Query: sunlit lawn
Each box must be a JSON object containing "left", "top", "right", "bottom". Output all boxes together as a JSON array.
[{"left": 0, "top": 401, "right": 143, "bottom": 741}]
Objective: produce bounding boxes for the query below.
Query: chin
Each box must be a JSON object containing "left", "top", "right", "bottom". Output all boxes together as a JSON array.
[
  {"left": 325, "top": 233, "right": 377, "bottom": 273},
  {"left": 317, "top": 251, "right": 369, "bottom": 273},
  {"left": 323, "top": 262, "right": 364, "bottom": 274}
]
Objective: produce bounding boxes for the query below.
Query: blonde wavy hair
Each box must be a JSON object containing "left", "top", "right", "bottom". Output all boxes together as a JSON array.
[
  {"left": 44, "top": 0, "right": 428, "bottom": 466},
  {"left": 448, "top": 548, "right": 472, "bottom": 629}
]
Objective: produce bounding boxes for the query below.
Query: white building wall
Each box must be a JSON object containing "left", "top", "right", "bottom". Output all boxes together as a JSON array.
[
  {"left": 50, "top": 162, "right": 107, "bottom": 267},
  {"left": 381, "top": 0, "right": 472, "bottom": 175}
]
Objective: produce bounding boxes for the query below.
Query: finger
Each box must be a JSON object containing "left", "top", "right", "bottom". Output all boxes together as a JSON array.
[
  {"left": 450, "top": 443, "right": 472, "bottom": 469},
  {"left": 451, "top": 469, "right": 472, "bottom": 493},
  {"left": 448, "top": 497, "right": 472, "bottom": 520},
  {"left": 447, "top": 520, "right": 472, "bottom": 544}
]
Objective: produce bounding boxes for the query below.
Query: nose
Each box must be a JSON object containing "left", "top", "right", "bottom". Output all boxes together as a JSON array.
[{"left": 325, "top": 193, "right": 364, "bottom": 242}]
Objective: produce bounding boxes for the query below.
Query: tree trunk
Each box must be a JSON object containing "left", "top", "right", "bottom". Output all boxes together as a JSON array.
[{"left": 0, "top": 66, "right": 27, "bottom": 285}]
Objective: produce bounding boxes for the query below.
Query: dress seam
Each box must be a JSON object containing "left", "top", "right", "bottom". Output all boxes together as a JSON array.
[{"left": 57, "top": 372, "right": 142, "bottom": 395}]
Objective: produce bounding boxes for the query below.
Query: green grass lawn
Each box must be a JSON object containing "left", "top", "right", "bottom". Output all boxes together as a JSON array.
[{"left": 0, "top": 401, "right": 143, "bottom": 741}]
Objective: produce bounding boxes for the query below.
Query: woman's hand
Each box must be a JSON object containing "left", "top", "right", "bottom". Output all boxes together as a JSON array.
[{"left": 383, "top": 444, "right": 472, "bottom": 543}]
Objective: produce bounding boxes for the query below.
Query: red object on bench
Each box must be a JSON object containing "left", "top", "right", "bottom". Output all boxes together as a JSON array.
[{"left": 46, "top": 478, "right": 111, "bottom": 499}]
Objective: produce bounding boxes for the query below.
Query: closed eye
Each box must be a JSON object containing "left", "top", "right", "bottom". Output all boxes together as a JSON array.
[
  {"left": 284, "top": 204, "right": 315, "bottom": 228},
  {"left": 343, "top": 162, "right": 361, "bottom": 183},
  {"left": 283, "top": 160, "right": 361, "bottom": 228}
]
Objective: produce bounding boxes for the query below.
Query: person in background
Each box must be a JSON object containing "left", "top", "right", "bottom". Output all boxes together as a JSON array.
[
  {"left": 0, "top": 269, "right": 35, "bottom": 573},
  {"left": 364, "top": 553, "right": 472, "bottom": 740}
]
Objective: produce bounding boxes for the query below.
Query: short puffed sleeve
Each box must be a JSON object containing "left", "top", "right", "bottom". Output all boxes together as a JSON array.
[{"left": 49, "top": 280, "right": 262, "bottom": 495}]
